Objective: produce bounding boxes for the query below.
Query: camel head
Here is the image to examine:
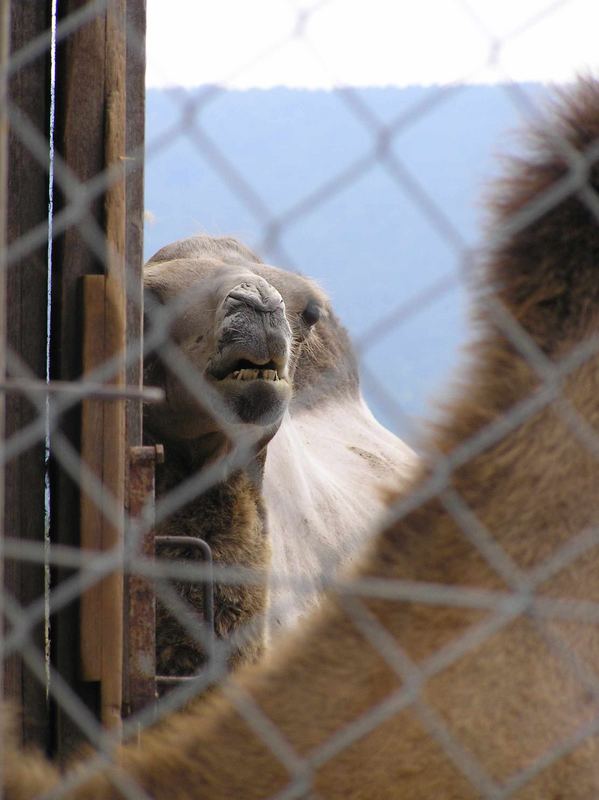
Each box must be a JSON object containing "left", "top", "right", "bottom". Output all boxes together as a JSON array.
[{"left": 142, "top": 236, "right": 333, "bottom": 456}]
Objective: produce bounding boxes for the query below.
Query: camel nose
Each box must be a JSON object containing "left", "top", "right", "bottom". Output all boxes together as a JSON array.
[{"left": 227, "top": 280, "right": 284, "bottom": 314}]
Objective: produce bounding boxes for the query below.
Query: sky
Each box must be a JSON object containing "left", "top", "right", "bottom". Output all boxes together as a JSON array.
[
  {"left": 146, "top": 0, "right": 599, "bottom": 89},
  {"left": 144, "top": 0, "right": 599, "bottom": 431}
]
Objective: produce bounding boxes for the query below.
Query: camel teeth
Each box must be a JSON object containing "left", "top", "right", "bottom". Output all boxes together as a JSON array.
[
  {"left": 225, "top": 367, "right": 282, "bottom": 381},
  {"left": 239, "top": 369, "right": 258, "bottom": 381}
]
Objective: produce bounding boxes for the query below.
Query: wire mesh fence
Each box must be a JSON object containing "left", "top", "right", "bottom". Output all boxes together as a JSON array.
[{"left": 3, "top": 1, "right": 599, "bottom": 798}]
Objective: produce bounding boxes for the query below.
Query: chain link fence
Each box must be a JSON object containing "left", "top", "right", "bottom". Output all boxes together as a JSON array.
[{"left": 2, "top": 1, "right": 599, "bottom": 798}]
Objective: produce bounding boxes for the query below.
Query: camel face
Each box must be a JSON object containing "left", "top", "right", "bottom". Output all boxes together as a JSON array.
[
  {"left": 204, "top": 267, "right": 293, "bottom": 427},
  {"left": 143, "top": 237, "right": 327, "bottom": 443}
]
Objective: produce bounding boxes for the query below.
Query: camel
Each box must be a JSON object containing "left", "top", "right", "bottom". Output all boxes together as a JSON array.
[
  {"left": 5, "top": 77, "right": 599, "bottom": 798},
  {"left": 142, "top": 235, "right": 415, "bottom": 675}
]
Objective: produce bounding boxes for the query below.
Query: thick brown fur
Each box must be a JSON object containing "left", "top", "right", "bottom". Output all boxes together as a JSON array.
[
  {"left": 152, "top": 461, "right": 270, "bottom": 676},
  {"left": 6, "top": 78, "right": 599, "bottom": 798}
]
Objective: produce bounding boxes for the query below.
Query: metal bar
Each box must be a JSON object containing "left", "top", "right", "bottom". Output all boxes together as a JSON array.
[
  {"left": 153, "top": 534, "right": 215, "bottom": 687},
  {"left": 0, "top": 378, "right": 163, "bottom": 402},
  {"left": 154, "top": 675, "right": 200, "bottom": 685},
  {"left": 154, "top": 535, "right": 214, "bottom": 635}
]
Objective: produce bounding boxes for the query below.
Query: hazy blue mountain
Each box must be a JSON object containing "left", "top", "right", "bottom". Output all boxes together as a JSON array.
[{"left": 144, "top": 83, "right": 547, "bottom": 441}]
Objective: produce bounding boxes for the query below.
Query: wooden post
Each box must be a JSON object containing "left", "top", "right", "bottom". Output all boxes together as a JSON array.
[
  {"left": 53, "top": 0, "right": 142, "bottom": 751},
  {"left": 0, "top": 0, "right": 10, "bottom": 729},
  {"left": 0, "top": 0, "right": 9, "bottom": 782},
  {"left": 80, "top": 275, "right": 126, "bottom": 733},
  {"left": 52, "top": 1, "right": 108, "bottom": 753},
  {"left": 3, "top": 0, "right": 51, "bottom": 748},
  {"left": 125, "top": 0, "right": 146, "bottom": 450},
  {"left": 76, "top": 0, "right": 127, "bottom": 734},
  {"left": 79, "top": 276, "right": 107, "bottom": 684},
  {"left": 100, "top": 0, "right": 127, "bottom": 734},
  {"left": 123, "top": 0, "right": 146, "bottom": 716}
]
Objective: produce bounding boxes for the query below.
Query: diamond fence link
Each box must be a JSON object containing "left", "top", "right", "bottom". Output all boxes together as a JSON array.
[{"left": 2, "top": 1, "right": 599, "bottom": 798}]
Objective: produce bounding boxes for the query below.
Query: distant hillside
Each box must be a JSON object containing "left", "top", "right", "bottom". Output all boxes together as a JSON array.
[{"left": 145, "top": 84, "right": 547, "bottom": 439}]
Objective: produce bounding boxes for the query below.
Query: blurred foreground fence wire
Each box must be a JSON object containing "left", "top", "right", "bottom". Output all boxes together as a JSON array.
[{"left": 2, "top": 1, "right": 599, "bottom": 798}]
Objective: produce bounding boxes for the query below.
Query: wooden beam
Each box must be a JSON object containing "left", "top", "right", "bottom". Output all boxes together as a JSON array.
[
  {"left": 79, "top": 276, "right": 106, "bottom": 684},
  {"left": 0, "top": 0, "right": 10, "bottom": 744},
  {"left": 4, "top": 0, "right": 51, "bottom": 749},
  {"left": 51, "top": 0, "right": 145, "bottom": 752},
  {"left": 125, "top": 0, "right": 146, "bottom": 451},
  {"left": 71, "top": 0, "right": 128, "bottom": 735},
  {"left": 98, "top": 0, "right": 127, "bottom": 730},
  {"left": 123, "top": 0, "right": 146, "bottom": 719},
  {"left": 53, "top": 0, "right": 127, "bottom": 750},
  {"left": 52, "top": 0, "right": 106, "bottom": 756},
  {"left": 79, "top": 272, "right": 125, "bottom": 733}
]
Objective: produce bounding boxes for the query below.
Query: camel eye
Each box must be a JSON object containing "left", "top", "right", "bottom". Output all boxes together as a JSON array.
[{"left": 302, "top": 300, "right": 321, "bottom": 327}]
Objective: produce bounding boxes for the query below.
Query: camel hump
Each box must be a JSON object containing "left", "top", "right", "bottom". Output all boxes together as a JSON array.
[{"left": 484, "top": 77, "right": 599, "bottom": 357}]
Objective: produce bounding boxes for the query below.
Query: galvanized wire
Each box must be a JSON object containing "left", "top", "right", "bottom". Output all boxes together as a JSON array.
[{"left": 3, "top": 2, "right": 599, "bottom": 799}]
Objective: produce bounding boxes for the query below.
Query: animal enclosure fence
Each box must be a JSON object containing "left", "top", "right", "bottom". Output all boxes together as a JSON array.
[{"left": 2, "top": 1, "right": 599, "bottom": 798}]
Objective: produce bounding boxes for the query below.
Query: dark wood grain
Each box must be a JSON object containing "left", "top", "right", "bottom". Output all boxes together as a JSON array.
[
  {"left": 51, "top": 0, "right": 145, "bottom": 754},
  {"left": 122, "top": 0, "right": 146, "bottom": 718},
  {"left": 4, "top": 0, "right": 52, "bottom": 749},
  {"left": 125, "top": 0, "right": 146, "bottom": 451},
  {"left": 52, "top": 1, "right": 108, "bottom": 756}
]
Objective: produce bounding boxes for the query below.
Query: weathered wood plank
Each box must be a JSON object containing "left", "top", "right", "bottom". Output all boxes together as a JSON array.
[
  {"left": 80, "top": 270, "right": 125, "bottom": 733},
  {"left": 123, "top": 0, "right": 146, "bottom": 717},
  {"left": 52, "top": 0, "right": 108, "bottom": 756},
  {"left": 51, "top": 0, "right": 145, "bottom": 751},
  {"left": 125, "top": 0, "right": 145, "bottom": 451},
  {"left": 100, "top": 0, "right": 127, "bottom": 730},
  {"left": 4, "top": 0, "right": 51, "bottom": 749},
  {"left": 0, "top": 0, "right": 10, "bottom": 749},
  {"left": 79, "top": 276, "right": 106, "bottom": 682}
]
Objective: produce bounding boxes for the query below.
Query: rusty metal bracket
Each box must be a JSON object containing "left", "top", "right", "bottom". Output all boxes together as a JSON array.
[{"left": 125, "top": 445, "right": 215, "bottom": 708}]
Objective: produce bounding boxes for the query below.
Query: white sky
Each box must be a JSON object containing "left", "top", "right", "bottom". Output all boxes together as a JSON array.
[{"left": 146, "top": 0, "right": 599, "bottom": 89}]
